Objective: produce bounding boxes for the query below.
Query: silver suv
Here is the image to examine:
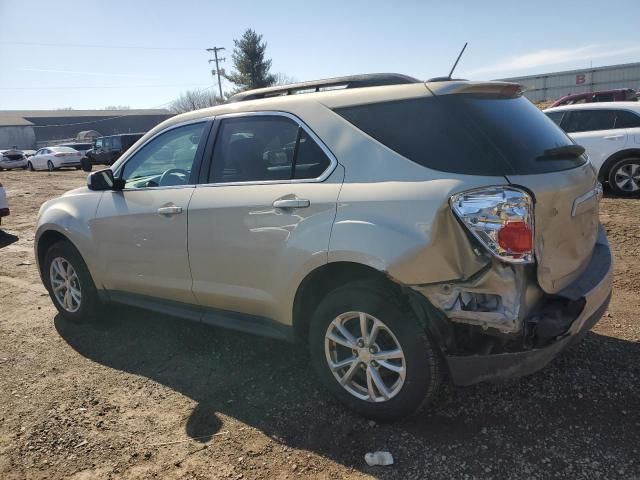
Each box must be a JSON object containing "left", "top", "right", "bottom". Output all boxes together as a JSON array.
[{"left": 35, "top": 74, "right": 612, "bottom": 420}]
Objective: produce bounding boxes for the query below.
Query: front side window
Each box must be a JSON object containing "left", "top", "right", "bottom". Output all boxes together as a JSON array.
[
  {"left": 564, "top": 110, "right": 617, "bottom": 133},
  {"left": 121, "top": 122, "right": 205, "bottom": 189},
  {"left": 95, "top": 139, "right": 103, "bottom": 149},
  {"left": 208, "top": 115, "right": 331, "bottom": 183},
  {"left": 545, "top": 111, "right": 564, "bottom": 127}
]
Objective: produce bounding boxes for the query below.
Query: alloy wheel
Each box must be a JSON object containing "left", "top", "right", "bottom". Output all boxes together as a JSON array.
[
  {"left": 324, "top": 311, "right": 406, "bottom": 402},
  {"left": 614, "top": 162, "right": 640, "bottom": 193},
  {"left": 49, "top": 256, "right": 82, "bottom": 313}
]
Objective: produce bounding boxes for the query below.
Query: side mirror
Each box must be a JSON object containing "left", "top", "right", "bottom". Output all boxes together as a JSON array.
[{"left": 87, "top": 168, "right": 125, "bottom": 191}]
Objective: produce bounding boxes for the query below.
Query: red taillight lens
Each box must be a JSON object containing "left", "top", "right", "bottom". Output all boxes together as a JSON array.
[
  {"left": 498, "top": 221, "right": 532, "bottom": 254},
  {"left": 450, "top": 186, "right": 534, "bottom": 264}
]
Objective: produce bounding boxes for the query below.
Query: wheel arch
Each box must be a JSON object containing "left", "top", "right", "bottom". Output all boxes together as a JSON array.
[
  {"left": 36, "top": 229, "right": 78, "bottom": 279},
  {"left": 292, "top": 261, "right": 451, "bottom": 349},
  {"left": 598, "top": 148, "right": 640, "bottom": 182}
]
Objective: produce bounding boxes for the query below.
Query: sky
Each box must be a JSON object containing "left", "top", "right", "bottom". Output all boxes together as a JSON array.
[{"left": 1, "top": 0, "right": 639, "bottom": 110}]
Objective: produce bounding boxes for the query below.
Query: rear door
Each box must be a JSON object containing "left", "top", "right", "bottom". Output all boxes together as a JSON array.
[
  {"left": 563, "top": 109, "right": 628, "bottom": 172},
  {"left": 187, "top": 112, "right": 342, "bottom": 322}
]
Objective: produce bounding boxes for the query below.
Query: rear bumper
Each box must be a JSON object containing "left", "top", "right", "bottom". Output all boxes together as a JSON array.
[{"left": 446, "top": 228, "right": 613, "bottom": 386}]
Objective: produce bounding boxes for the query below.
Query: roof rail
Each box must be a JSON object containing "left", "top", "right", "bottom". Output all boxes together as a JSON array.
[{"left": 227, "top": 73, "right": 422, "bottom": 103}]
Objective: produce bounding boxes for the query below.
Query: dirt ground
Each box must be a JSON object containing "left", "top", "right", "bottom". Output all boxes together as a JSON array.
[{"left": 0, "top": 169, "right": 638, "bottom": 480}]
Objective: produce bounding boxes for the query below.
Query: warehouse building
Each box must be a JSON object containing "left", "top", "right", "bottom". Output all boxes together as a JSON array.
[
  {"left": 0, "top": 109, "right": 173, "bottom": 150},
  {"left": 499, "top": 61, "right": 640, "bottom": 103}
]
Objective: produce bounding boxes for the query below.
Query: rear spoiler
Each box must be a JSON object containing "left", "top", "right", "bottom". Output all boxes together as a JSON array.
[{"left": 425, "top": 81, "right": 524, "bottom": 98}]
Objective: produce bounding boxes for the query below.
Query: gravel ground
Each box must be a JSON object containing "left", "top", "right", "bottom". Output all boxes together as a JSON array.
[{"left": 0, "top": 169, "right": 638, "bottom": 479}]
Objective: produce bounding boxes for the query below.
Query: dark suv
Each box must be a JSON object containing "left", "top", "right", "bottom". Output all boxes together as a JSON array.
[{"left": 81, "top": 133, "right": 144, "bottom": 171}]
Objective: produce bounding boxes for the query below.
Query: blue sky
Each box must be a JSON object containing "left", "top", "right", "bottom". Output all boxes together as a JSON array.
[{"left": 1, "top": 0, "right": 639, "bottom": 110}]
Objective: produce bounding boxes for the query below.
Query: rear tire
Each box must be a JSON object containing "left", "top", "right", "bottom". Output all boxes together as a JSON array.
[
  {"left": 47, "top": 160, "right": 55, "bottom": 172},
  {"left": 309, "top": 281, "right": 443, "bottom": 420},
  {"left": 43, "top": 240, "right": 100, "bottom": 322},
  {"left": 608, "top": 157, "right": 640, "bottom": 197}
]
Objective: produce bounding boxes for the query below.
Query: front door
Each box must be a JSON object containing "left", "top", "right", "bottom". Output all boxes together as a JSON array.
[
  {"left": 92, "top": 121, "right": 209, "bottom": 304},
  {"left": 188, "top": 113, "right": 342, "bottom": 322}
]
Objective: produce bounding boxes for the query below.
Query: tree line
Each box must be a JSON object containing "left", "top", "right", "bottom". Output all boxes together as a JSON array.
[{"left": 170, "top": 29, "right": 291, "bottom": 113}]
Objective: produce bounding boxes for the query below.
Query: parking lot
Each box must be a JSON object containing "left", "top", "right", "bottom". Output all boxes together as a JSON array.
[{"left": 0, "top": 169, "right": 638, "bottom": 479}]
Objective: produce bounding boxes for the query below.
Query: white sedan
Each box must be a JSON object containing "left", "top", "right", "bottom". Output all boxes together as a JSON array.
[
  {"left": 0, "top": 179, "right": 9, "bottom": 225},
  {"left": 27, "top": 146, "right": 83, "bottom": 171}
]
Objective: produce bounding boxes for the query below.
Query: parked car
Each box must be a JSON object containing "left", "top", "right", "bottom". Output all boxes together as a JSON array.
[
  {"left": 0, "top": 179, "right": 9, "bottom": 224},
  {"left": 0, "top": 148, "right": 27, "bottom": 170},
  {"left": 56, "top": 142, "right": 94, "bottom": 157},
  {"left": 81, "top": 133, "right": 144, "bottom": 171},
  {"left": 27, "top": 146, "right": 83, "bottom": 171},
  {"left": 35, "top": 74, "right": 612, "bottom": 420},
  {"left": 544, "top": 102, "right": 640, "bottom": 196},
  {"left": 550, "top": 88, "right": 637, "bottom": 107}
]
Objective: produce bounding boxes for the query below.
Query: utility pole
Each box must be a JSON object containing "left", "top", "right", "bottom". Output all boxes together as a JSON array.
[{"left": 206, "top": 47, "right": 226, "bottom": 101}]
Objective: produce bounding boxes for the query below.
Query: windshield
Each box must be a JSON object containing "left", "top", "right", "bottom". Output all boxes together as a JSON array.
[{"left": 334, "top": 94, "right": 585, "bottom": 175}]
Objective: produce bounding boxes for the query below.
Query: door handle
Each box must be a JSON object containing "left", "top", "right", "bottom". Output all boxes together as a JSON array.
[
  {"left": 157, "top": 206, "right": 183, "bottom": 216},
  {"left": 272, "top": 198, "right": 310, "bottom": 209},
  {"left": 604, "top": 135, "right": 624, "bottom": 140}
]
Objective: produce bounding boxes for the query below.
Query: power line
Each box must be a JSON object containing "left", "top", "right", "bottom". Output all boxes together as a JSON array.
[
  {"left": 2, "top": 41, "right": 203, "bottom": 51},
  {"left": 28, "top": 86, "right": 216, "bottom": 128},
  {"left": 0, "top": 83, "right": 212, "bottom": 91}
]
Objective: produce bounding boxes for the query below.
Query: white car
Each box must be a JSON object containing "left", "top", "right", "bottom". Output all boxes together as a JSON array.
[
  {"left": 57, "top": 142, "right": 94, "bottom": 157},
  {"left": 0, "top": 179, "right": 9, "bottom": 225},
  {"left": 0, "top": 148, "right": 27, "bottom": 170},
  {"left": 544, "top": 102, "right": 640, "bottom": 196},
  {"left": 27, "top": 146, "right": 83, "bottom": 171}
]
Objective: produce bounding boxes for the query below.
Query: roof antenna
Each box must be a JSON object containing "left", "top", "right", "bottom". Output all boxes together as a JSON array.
[{"left": 447, "top": 42, "right": 468, "bottom": 79}]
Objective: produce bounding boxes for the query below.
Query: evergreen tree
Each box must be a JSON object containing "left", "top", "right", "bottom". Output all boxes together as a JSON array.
[{"left": 226, "top": 29, "right": 276, "bottom": 91}]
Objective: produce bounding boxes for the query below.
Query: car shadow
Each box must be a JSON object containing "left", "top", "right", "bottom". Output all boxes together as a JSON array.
[
  {"left": 54, "top": 306, "right": 640, "bottom": 476},
  {"left": 0, "top": 230, "right": 18, "bottom": 248}
]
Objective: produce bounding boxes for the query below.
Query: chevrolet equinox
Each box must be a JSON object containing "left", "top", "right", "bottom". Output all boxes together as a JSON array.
[{"left": 35, "top": 74, "right": 612, "bottom": 420}]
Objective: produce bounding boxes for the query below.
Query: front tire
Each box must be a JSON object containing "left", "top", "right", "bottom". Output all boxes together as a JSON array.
[
  {"left": 43, "top": 240, "right": 100, "bottom": 322},
  {"left": 309, "top": 281, "right": 443, "bottom": 420},
  {"left": 27, "top": 161, "right": 34, "bottom": 171},
  {"left": 608, "top": 157, "right": 640, "bottom": 197}
]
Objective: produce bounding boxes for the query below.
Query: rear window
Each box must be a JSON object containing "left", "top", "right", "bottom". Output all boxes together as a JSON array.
[{"left": 334, "top": 95, "right": 585, "bottom": 175}]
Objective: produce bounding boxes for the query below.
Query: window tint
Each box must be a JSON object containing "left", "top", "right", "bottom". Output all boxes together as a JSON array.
[
  {"left": 335, "top": 95, "right": 583, "bottom": 175},
  {"left": 104, "top": 137, "right": 113, "bottom": 150},
  {"left": 614, "top": 110, "right": 640, "bottom": 128},
  {"left": 564, "top": 110, "right": 617, "bottom": 133},
  {"left": 209, "top": 115, "right": 331, "bottom": 183},
  {"left": 545, "top": 111, "right": 564, "bottom": 126},
  {"left": 594, "top": 93, "right": 614, "bottom": 102},
  {"left": 121, "top": 122, "right": 205, "bottom": 189},
  {"left": 95, "top": 139, "right": 103, "bottom": 149}
]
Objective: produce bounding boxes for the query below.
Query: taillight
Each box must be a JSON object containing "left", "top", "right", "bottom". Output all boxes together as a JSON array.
[{"left": 450, "top": 186, "right": 534, "bottom": 263}]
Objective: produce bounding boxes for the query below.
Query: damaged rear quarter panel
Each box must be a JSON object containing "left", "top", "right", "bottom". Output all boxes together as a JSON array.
[{"left": 324, "top": 135, "right": 511, "bottom": 285}]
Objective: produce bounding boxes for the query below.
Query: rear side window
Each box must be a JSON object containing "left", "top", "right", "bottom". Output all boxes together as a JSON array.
[
  {"left": 208, "top": 115, "right": 331, "bottom": 183},
  {"left": 334, "top": 95, "right": 584, "bottom": 175},
  {"left": 564, "top": 110, "right": 617, "bottom": 132},
  {"left": 614, "top": 110, "right": 640, "bottom": 128}
]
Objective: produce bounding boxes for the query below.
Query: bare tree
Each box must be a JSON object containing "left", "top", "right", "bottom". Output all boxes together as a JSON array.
[
  {"left": 169, "top": 89, "right": 221, "bottom": 113},
  {"left": 273, "top": 72, "right": 298, "bottom": 86}
]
